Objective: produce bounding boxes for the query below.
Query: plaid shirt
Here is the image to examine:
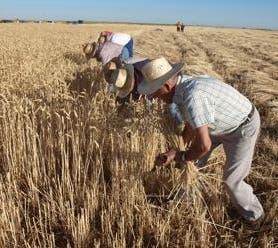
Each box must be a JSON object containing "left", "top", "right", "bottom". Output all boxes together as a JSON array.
[{"left": 173, "top": 75, "right": 252, "bottom": 136}]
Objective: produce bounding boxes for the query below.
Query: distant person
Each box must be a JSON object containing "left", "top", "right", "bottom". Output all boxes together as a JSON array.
[
  {"left": 82, "top": 41, "right": 130, "bottom": 66},
  {"left": 137, "top": 57, "right": 265, "bottom": 228},
  {"left": 176, "top": 21, "right": 181, "bottom": 32},
  {"left": 181, "top": 23, "right": 185, "bottom": 32},
  {"left": 98, "top": 31, "right": 134, "bottom": 57}
]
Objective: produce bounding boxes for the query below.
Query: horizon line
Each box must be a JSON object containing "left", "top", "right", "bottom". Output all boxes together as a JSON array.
[{"left": 0, "top": 18, "right": 277, "bottom": 31}]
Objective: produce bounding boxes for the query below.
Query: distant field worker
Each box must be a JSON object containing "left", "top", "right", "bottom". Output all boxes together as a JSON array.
[
  {"left": 82, "top": 41, "right": 130, "bottom": 66},
  {"left": 181, "top": 23, "right": 185, "bottom": 32},
  {"left": 176, "top": 21, "right": 182, "bottom": 32},
  {"left": 98, "top": 31, "right": 134, "bottom": 57},
  {"left": 138, "top": 57, "right": 265, "bottom": 227}
]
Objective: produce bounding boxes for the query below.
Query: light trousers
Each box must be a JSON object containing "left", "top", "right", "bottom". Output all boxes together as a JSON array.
[{"left": 197, "top": 108, "right": 264, "bottom": 221}]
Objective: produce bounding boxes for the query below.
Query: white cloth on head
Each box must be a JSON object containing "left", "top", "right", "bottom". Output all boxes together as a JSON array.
[{"left": 107, "top": 33, "right": 131, "bottom": 46}]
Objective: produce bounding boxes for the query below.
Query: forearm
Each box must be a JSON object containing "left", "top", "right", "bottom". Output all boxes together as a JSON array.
[
  {"left": 181, "top": 122, "right": 194, "bottom": 144},
  {"left": 176, "top": 125, "right": 211, "bottom": 163},
  {"left": 176, "top": 145, "right": 208, "bottom": 162}
]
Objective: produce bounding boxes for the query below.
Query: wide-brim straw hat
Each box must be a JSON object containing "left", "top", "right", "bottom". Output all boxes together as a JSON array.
[
  {"left": 83, "top": 42, "right": 99, "bottom": 58},
  {"left": 137, "top": 57, "right": 184, "bottom": 95},
  {"left": 110, "top": 64, "right": 135, "bottom": 98},
  {"left": 102, "top": 57, "right": 123, "bottom": 82},
  {"left": 98, "top": 35, "right": 106, "bottom": 44}
]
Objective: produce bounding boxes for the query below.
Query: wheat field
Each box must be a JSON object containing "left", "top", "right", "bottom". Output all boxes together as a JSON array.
[{"left": 0, "top": 23, "right": 277, "bottom": 248}]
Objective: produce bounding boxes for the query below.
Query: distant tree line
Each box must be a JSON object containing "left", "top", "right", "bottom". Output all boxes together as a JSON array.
[
  {"left": 0, "top": 19, "right": 175, "bottom": 26},
  {"left": 0, "top": 19, "right": 84, "bottom": 24}
]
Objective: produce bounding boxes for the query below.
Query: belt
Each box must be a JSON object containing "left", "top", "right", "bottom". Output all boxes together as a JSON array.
[{"left": 238, "top": 105, "right": 255, "bottom": 128}]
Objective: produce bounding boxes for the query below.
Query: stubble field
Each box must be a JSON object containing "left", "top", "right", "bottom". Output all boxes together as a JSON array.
[{"left": 0, "top": 23, "right": 277, "bottom": 247}]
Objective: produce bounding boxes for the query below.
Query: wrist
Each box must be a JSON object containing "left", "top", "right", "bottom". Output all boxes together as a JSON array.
[{"left": 175, "top": 151, "right": 186, "bottom": 163}]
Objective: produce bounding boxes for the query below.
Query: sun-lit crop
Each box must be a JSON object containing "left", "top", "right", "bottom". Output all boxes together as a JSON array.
[{"left": 0, "top": 23, "right": 277, "bottom": 247}]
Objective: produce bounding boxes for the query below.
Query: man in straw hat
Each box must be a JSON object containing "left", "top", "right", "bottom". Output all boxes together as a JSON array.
[
  {"left": 137, "top": 57, "right": 264, "bottom": 226},
  {"left": 108, "top": 62, "right": 135, "bottom": 100},
  {"left": 98, "top": 31, "right": 134, "bottom": 57},
  {"left": 103, "top": 56, "right": 150, "bottom": 102},
  {"left": 82, "top": 41, "right": 130, "bottom": 66}
]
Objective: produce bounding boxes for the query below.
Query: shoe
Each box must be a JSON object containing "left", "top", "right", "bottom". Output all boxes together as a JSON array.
[{"left": 245, "top": 213, "right": 265, "bottom": 230}]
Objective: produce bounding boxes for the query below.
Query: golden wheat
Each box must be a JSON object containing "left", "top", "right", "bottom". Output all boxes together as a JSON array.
[{"left": 0, "top": 23, "right": 277, "bottom": 248}]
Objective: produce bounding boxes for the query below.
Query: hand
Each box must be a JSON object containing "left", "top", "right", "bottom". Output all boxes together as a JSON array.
[
  {"left": 171, "top": 151, "right": 187, "bottom": 170},
  {"left": 154, "top": 149, "right": 177, "bottom": 167}
]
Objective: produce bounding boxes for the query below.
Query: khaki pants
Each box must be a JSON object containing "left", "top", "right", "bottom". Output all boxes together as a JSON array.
[{"left": 197, "top": 108, "right": 264, "bottom": 221}]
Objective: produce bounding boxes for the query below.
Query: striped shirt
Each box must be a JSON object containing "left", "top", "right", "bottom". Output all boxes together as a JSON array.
[{"left": 173, "top": 75, "right": 252, "bottom": 136}]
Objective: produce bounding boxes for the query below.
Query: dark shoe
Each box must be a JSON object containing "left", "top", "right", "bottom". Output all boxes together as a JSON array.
[{"left": 245, "top": 213, "right": 265, "bottom": 230}]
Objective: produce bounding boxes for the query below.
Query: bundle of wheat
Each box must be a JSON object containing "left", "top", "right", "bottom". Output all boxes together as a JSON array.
[{"left": 152, "top": 108, "right": 223, "bottom": 209}]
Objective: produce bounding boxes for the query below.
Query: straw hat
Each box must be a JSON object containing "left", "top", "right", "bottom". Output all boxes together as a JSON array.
[
  {"left": 83, "top": 42, "right": 99, "bottom": 58},
  {"left": 109, "top": 64, "right": 134, "bottom": 98},
  {"left": 98, "top": 35, "right": 106, "bottom": 44},
  {"left": 102, "top": 57, "right": 123, "bottom": 82},
  {"left": 137, "top": 57, "right": 184, "bottom": 95}
]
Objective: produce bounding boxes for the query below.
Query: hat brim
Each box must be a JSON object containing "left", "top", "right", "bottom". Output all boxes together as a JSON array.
[
  {"left": 123, "top": 56, "right": 148, "bottom": 65},
  {"left": 84, "top": 42, "right": 98, "bottom": 59},
  {"left": 98, "top": 35, "right": 107, "bottom": 43},
  {"left": 116, "top": 64, "right": 135, "bottom": 98},
  {"left": 137, "top": 63, "right": 184, "bottom": 95},
  {"left": 110, "top": 57, "right": 123, "bottom": 68},
  {"left": 103, "top": 57, "right": 123, "bottom": 82},
  {"left": 90, "top": 43, "right": 98, "bottom": 58}
]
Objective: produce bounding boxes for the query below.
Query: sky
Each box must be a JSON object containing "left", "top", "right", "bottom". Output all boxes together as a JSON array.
[{"left": 0, "top": 0, "right": 277, "bottom": 29}]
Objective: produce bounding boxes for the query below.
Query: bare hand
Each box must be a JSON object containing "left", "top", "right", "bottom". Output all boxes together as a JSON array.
[{"left": 154, "top": 149, "right": 177, "bottom": 167}]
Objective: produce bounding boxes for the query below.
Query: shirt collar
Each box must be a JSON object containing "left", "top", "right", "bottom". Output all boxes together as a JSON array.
[
  {"left": 173, "top": 75, "right": 192, "bottom": 104},
  {"left": 176, "top": 75, "right": 193, "bottom": 86},
  {"left": 181, "top": 75, "right": 194, "bottom": 82},
  {"left": 173, "top": 76, "right": 182, "bottom": 103},
  {"left": 176, "top": 75, "right": 182, "bottom": 86}
]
